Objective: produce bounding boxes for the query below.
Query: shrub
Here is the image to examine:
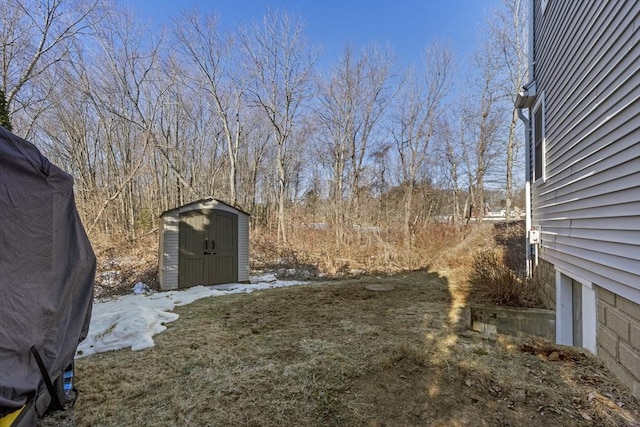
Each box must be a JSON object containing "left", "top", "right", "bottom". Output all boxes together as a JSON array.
[{"left": 468, "top": 250, "right": 543, "bottom": 308}]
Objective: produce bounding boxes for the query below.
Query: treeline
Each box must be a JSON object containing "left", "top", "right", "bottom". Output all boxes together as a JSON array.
[{"left": 1, "top": 0, "right": 527, "bottom": 252}]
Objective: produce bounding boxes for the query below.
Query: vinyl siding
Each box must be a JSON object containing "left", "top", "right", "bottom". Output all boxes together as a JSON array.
[
  {"left": 160, "top": 213, "right": 180, "bottom": 290},
  {"left": 238, "top": 215, "right": 249, "bottom": 282},
  {"left": 532, "top": 0, "right": 640, "bottom": 301}
]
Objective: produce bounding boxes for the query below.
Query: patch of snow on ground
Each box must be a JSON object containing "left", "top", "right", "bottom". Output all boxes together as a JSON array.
[
  {"left": 250, "top": 273, "right": 277, "bottom": 283},
  {"left": 76, "top": 278, "right": 306, "bottom": 358}
]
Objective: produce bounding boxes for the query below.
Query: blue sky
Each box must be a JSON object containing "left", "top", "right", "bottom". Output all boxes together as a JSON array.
[{"left": 132, "top": 0, "right": 498, "bottom": 68}]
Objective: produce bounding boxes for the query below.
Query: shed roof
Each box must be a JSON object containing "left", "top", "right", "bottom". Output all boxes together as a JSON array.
[{"left": 160, "top": 197, "right": 251, "bottom": 217}]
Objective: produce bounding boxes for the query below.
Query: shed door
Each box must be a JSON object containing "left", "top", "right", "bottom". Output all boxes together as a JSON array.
[
  {"left": 179, "top": 209, "right": 207, "bottom": 288},
  {"left": 179, "top": 209, "right": 238, "bottom": 288},
  {"left": 208, "top": 210, "right": 238, "bottom": 285}
]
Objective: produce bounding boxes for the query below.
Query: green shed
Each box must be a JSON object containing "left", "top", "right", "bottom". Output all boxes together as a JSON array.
[{"left": 158, "top": 198, "right": 250, "bottom": 290}]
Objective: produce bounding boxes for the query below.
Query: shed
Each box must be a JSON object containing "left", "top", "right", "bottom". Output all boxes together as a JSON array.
[{"left": 158, "top": 198, "right": 250, "bottom": 290}]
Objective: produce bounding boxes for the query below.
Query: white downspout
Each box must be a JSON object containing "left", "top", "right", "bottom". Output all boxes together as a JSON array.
[
  {"left": 513, "top": 0, "right": 537, "bottom": 277},
  {"left": 518, "top": 108, "right": 532, "bottom": 277},
  {"left": 528, "top": 0, "right": 535, "bottom": 276}
]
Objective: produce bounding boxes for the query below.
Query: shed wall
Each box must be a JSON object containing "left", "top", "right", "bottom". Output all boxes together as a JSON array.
[
  {"left": 238, "top": 214, "right": 250, "bottom": 282},
  {"left": 160, "top": 213, "right": 180, "bottom": 290},
  {"left": 532, "top": 0, "right": 640, "bottom": 302}
]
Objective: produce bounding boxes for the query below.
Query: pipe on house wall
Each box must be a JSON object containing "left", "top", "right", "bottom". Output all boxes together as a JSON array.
[
  {"left": 519, "top": 0, "right": 536, "bottom": 278},
  {"left": 518, "top": 108, "right": 533, "bottom": 277}
]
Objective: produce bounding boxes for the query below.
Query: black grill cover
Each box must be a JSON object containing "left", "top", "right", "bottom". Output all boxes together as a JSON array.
[{"left": 0, "top": 126, "right": 95, "bottom": 416}]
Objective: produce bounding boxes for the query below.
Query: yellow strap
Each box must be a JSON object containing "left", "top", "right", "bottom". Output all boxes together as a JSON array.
[{"left": 0, "top": 406, "right": 25, "bottom": 427}]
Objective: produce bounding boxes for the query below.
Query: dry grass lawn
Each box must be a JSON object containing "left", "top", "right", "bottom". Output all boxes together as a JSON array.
[{"left": 42, "top": 270, "right": 639, "bottom": 426}]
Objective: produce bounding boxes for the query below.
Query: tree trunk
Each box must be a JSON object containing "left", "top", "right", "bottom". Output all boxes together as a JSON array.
[
  {"left": 403, "top": 184, "right": 413, "bottom": 248},
  {"left": 505, "top": 107, "right": 518, "bottom": 220}
]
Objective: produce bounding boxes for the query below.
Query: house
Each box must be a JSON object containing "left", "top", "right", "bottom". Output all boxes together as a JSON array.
[
  {"left": 158, "top": 198, "right": 250, "bottom": 290},
  {"left": 516, "top": 0, "right": 640, "bottom": 397}
]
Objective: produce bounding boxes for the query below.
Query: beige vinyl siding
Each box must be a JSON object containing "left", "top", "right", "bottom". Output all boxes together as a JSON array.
[
  {"left": 159, "top": 213, "right": 180, "bottom": 290},
  {"left": 532, "top": 0, "right": 640, "bottom": 301},
  {"left": 238, "top": 215, "right": 249, "bottom": 282}
]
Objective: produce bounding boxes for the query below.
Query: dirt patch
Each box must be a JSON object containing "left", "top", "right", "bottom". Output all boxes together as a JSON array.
[{"left": 40, "top": 270, "right": 639, "bottom": 426}]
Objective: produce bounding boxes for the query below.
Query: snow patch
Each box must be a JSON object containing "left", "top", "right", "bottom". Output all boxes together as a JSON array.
[
  {"left": 76, "top": 278, "right": 306, "bottom": 358},
  {"left": 250, "top": 273, "right": 277, "bottom": 284}
]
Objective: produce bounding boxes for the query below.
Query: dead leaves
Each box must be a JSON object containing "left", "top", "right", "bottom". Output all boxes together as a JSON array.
[{"left": 519, "top": 342, "right": 581, "bottom": 362}]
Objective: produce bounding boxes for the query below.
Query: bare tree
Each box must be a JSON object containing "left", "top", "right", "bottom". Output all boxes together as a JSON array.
[
  {"left": 38, "top": 65, "right": 99, "bottom": 195},
  {"left": 239, "top": 9, "right": 316, "bottom": 243},
  {"left": 155, "top": 62, "right": 221, "bottom": 210},
  {"left": 391, "top": 41, "right": 453, "bottom": 246},
  {"left": 77, "top": 5, "right": 167, "bottom": 237},
  {"left": 315, "top": 45, "right": 358, "bottom": 245},
  {"left": 1, "top": 0, "right": 533, "bottom": 274},
  {"left": 437, "top": 115, "right": 463, "bottom": 222},
  {"left": 487, "top": 0, "right": 528, "bottom": 218},
  {"left": 239, "top": 114, "right": 273, "bottom": 213},
  {"left": 315, "top": 44, "right": 396, "bottom": 243},
  {"left": 0, "top": 0, "right": 99, "bottom": 134},
  {"left": 173, "top": 11, "right": 245, "bottom": 205},
  {"left": 347, "top": 46, "right": 396, "bottom": 221},
  {"left": 453, "top": 0, "right": 527, "bottom": 223},
  {"left": 456, "top": 39, "right": 505, "bottom": 222},
  {"left": 0, "top": 88, "right": 12, "bottom": 130},
  {"left": 475, "top": 61, "right": 502, "bottom": 218}
]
